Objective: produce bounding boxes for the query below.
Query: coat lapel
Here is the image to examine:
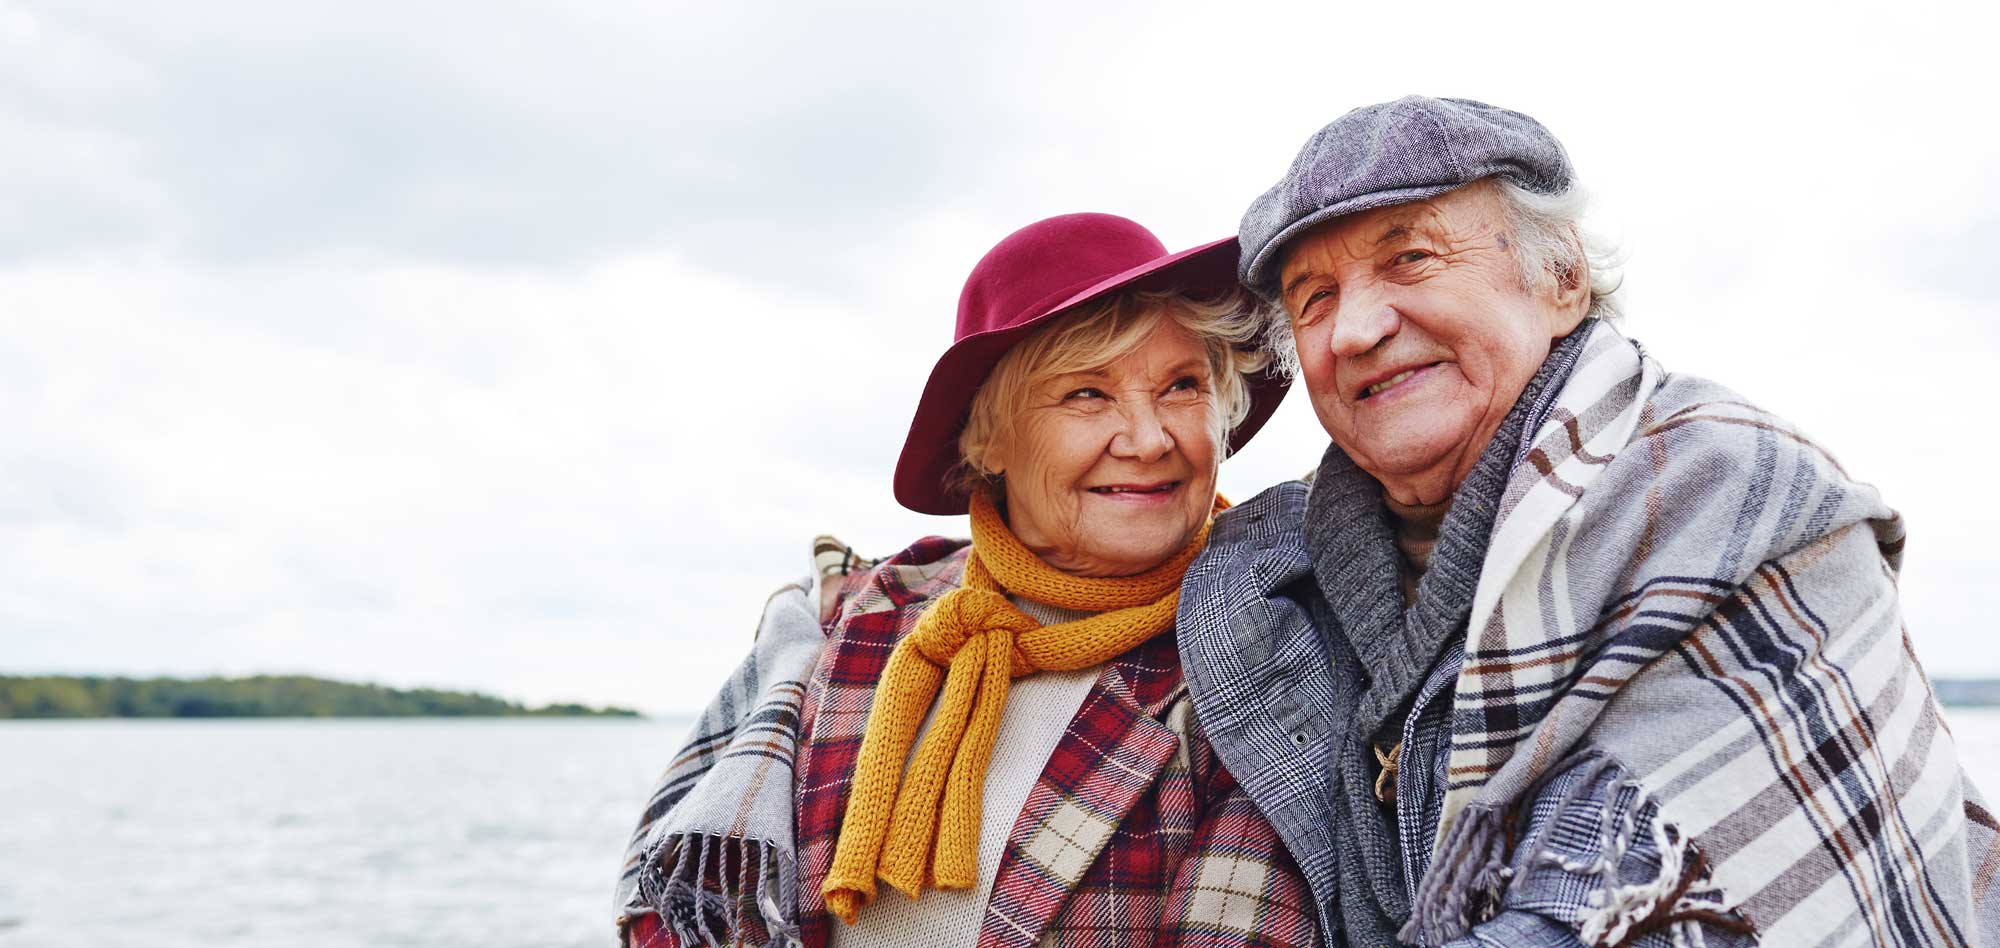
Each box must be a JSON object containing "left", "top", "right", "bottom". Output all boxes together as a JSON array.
[
  {"left": 793, "top": 545, "right": 969, "bottom": 947},
  {"left": 794, "top": 547, "right": 1187, "bottom": 948},
  {"left": 975, "top": 634, "right": 1183, "bottom": 948}
]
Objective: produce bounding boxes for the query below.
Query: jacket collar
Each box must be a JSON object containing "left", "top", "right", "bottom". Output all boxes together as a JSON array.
[
  {"left": 795, "top": 548, "right": 1186, "bottom": 946},
  {"left": 1198, "top": 480, "right": 1316, "bottom": 597},
  {"left": 982, "top": 631, "right": 1184, "bottom": 947}
]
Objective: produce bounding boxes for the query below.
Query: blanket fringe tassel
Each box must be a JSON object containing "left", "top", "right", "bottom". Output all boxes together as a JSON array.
[
  {"left": 1404, "top": 756, "right": 1749, "bottom": 948},
  {"left": 633, "top": 832, "right": 801, "bottom": 948},
  {"left": 1401, "top": 802, "right": 1510, "bottom": 945}
]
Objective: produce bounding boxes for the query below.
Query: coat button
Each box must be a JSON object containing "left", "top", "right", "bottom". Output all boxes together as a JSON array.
[{"left": 1292, "top": 731, "right": 1309, "bottom": 747}]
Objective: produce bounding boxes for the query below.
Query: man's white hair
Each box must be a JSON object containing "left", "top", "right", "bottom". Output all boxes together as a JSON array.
[{"left": 1260, "top": 177, "right": 1623, "bottom": 379}]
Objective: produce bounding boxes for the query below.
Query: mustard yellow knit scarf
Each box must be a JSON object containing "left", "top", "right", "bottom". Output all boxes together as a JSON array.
[{"left": 822, "top": 490, "right": 1223, "bottom": 924}]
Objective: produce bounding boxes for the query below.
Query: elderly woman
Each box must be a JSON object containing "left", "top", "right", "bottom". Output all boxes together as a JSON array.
[
  {"left": 1179, "top": 97, "right": 1998, "bottom": 947},
  {"left": 615, "top": 213, "right": 1320, "bottom": 948}
]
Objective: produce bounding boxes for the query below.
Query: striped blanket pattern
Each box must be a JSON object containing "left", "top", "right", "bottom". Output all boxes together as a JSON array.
[
  {"left": 1412, "top": 322, "right": 1998, "bottom": 946},
  {"left": 615, "top": 540, "right": 870, "bottom": 947}
]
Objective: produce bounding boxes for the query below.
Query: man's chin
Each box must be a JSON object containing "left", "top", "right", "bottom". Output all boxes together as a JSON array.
[{"left": 1331, "top": 430, "right": 1467, "bottom": 482}]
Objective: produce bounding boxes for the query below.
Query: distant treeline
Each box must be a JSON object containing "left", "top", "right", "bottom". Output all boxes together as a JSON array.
[
  {"left": 1936, "top": 679, "right": 2000, "bottom": 708},
  {"left": 0, "top": 675, "right": 642, "bottom": 719}
]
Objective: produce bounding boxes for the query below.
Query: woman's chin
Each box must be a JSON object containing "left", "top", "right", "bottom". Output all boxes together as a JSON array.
[
  {"left": 1062, "top": 552, "right": 1176, "bottom": 578},
  {"left": 1066, "top": 524, "right": 1197, "bottom": 577}
]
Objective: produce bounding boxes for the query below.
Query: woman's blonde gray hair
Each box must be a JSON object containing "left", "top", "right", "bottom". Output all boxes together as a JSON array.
[{"left": 954, "top": 288, "right": 1268, "bottom": 499}]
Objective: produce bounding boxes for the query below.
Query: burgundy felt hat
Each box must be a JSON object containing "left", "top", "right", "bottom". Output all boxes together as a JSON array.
[{"left": 893, "top": 212, "right": 1290, "bottom": 515}]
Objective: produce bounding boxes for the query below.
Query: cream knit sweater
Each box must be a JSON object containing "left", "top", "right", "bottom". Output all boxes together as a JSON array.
[{"left": 829, "top": 598, "right": 1100, "bottom": 948}]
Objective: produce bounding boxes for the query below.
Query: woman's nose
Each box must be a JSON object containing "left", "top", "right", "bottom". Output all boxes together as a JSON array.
[{"left": 1110, "top": 401, "right": 1173, "bottom": 462}]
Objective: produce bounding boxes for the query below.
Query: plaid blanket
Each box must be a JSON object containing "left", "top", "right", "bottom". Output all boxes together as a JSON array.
[
  {"left": 793, "top": 536, "right": 1319, "bottom": 948},
  {"left": 1180, "top": 321, "right": 1996, "bottom": 947},
  {"left": 616, "top": 539, "right": 868, "bottom": 947},
  {"left": 1406, "top": 322, "right": 1999, "bottom": 945},
  {"left": 621, "top": 534, "right": 1321, "bottom": 948}
]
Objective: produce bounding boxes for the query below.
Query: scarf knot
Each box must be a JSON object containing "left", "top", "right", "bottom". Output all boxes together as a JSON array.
[
  {"left": 907, "top": 587, "right": 1038, "bottom": 669},
  {"left": 822, "top": 490, "right": 1225, "bottom": 924}
]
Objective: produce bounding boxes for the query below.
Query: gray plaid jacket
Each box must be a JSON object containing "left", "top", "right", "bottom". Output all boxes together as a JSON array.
[
  {"left": 1179, "top": 324, "right": 1997, "bottom": 947},
  {"left": 1175, "top": 483, "right": 1749, "bottom": 948}
]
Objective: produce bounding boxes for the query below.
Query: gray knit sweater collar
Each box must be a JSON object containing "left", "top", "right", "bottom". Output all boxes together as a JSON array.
[
  {"left": 1305, "top": 323, "right": 1593, "bottom": 737},
  {"left": 1300, "top": 324, "right": 1592, "bottom": 946}
]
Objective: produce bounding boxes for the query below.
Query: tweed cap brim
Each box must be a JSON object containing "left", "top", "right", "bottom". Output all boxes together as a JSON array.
[
  {"left": 1239, "top": 181, "right": 1459, "bottom": 302},
  {"left": 1238, "top": 96, "right": 1571, "bottom": 302}
]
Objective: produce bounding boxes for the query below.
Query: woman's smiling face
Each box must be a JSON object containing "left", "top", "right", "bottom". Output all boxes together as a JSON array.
[
  {"left": 985, "top": 318, "right": 1220, "bottom": 578},
  {"left": 1276, "top": 182, "right": 1589, "bottom": 504}
]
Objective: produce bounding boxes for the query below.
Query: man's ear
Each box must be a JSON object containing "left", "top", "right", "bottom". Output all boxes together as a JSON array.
[{"left": 1547, "top": 228, "right": 1591, "bottom": 335}]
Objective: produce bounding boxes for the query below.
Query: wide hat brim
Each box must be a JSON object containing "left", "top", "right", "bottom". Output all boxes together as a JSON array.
[{"left": 893, "top": 236, "right": 1290, "bottom": 516}]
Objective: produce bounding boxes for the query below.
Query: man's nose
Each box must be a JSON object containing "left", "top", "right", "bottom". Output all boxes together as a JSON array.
[
  {"left": 1110, "top": 400, "right": 1173, "bottom": 462},
  {"left": 1327, "top": 294, "right": 1401, "bottom": 358}
]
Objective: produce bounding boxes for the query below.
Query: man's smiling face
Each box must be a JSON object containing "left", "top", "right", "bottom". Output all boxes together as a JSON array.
[{"left": 1276, "top": 181, "right": 1589, "bottom": 504}]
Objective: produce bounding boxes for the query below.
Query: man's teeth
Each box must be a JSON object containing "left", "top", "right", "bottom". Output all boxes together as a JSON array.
[{"left": 1365, "top": 368, "right": 1418, "bottom": 398}]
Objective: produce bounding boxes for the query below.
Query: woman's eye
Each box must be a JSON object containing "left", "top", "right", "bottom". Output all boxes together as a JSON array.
[
  {"left": 1392, "top": 249, "right": 1431, "bottom": 266},
  {"left": 1167, "top": 376, "right": 1200, "bottom": 392},
  {"left": 1064, "top": 388, "right": 1106, "bottom": 401}
]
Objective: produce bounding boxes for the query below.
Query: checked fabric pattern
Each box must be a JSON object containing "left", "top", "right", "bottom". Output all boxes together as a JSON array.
[
  {"left": 795, "top": 537, "right": 1318, "bottom": 948},
  {"left": 629, "top": 535, "right": 1319, "bottom": 948},
  {"left": 1178, "top": 322, "right": 1997, "bottom": 947}
]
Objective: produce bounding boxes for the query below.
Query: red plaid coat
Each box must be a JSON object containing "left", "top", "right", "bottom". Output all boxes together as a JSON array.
[{"left": 631, "top": 536, "right": 1319, "bottom": 948}]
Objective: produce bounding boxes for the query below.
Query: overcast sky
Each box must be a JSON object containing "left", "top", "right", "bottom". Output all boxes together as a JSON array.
[{"left": 5, "top": 0, "right": 1996, "bottom": 715}]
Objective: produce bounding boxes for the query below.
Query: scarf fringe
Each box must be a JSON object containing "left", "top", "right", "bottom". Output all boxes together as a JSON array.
[
  {"left": 1561, "top": 817, "right": 1733, "bottom": 948},
  {"left": 634, "top": 832, "right": 801, "bottom": 948},
  {"left": 1405, "top": 755, "right": 1737, "bottom": 948},
  {"left": 1401, "top": 802, "right": 1510, "bottom": 944}
]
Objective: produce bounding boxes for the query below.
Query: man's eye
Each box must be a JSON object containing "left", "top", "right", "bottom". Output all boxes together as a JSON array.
[
  {"left": 1392, "top": 249, "right": 1431, "bottom": 265},
  {"left": 1295, "top": 288, "right": 1334, "bottom": 324}
]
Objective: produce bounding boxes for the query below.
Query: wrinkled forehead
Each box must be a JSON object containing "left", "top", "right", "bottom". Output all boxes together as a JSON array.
[{"left": 1275, "top": 181, "right": 1504, "bottom": 285}]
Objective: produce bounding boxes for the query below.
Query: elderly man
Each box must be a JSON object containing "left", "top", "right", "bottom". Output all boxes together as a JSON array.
[{"left": 1179, "top": 96, "right": 1999, "bottom": 947}]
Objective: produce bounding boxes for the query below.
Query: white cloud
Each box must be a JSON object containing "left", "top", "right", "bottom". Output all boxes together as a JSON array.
[
  {"left": 0, "top": 252, "right": 942, "bottom": 709},
  {"left": 4, "top": 0, "right": 1998, "bottom": 712}
]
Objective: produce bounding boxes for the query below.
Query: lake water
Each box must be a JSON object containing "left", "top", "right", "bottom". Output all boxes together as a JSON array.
[
  {"left": 0, "top": 718, "right": 692, "bottom": 948},
  {"left": 3, "top": 711, "right": 1999, "bottom": 947}
]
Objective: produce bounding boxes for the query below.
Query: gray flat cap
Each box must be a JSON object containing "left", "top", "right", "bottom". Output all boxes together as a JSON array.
[{"left": 1238, "top": 95, "right": 1571, "bottom": 300}]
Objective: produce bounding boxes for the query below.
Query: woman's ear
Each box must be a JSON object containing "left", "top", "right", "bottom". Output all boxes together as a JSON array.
[{"left": 970, "top": 438, "right": 1005, "bottom": 479}]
